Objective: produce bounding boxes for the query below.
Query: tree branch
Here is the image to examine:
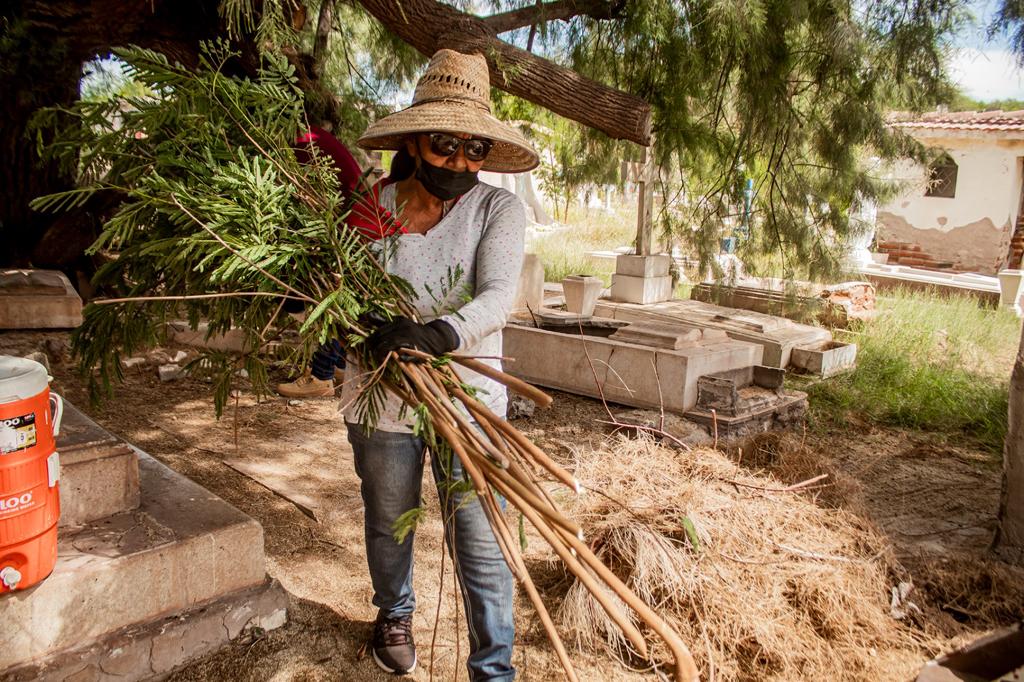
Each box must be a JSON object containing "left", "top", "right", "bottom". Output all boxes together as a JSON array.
[
  {"left": 356, "top": 0, "right": 651, "bottom": 145},
  {"left": 313, "top": 0, "right": 335, "bottom": 70},
  {"left": 483, "top": 0, "right": 624, "bottom": 34}
]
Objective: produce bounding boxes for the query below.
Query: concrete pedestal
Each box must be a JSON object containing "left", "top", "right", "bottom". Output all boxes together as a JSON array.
[
  {"left": 562, "top": 275, "right": 603, "bottom": 316},
  {"left": 610, "top": 273, "right": 673, "bottom": 304},
  {"left": 998, "top": 269, "right": 1024, "bottom": 316},
  {"left": 615, "top": 254, "right": 672, "bottom": 278},
  {"left": 609, "top": 254, "right": 674, "bottom": 304}
]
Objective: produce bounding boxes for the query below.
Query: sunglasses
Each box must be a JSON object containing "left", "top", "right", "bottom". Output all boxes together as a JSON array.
[{"left": 426, "top": 132, "right": 493, "bottom": 162}]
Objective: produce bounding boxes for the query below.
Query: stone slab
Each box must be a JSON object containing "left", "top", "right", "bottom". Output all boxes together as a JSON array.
[
  {"left": 56, "top": 403, "right": 140, "bottom": 527},
  {"left": 3, "top": 578, "right": 288, "bottom": 682},
  {"left": 0, "top": 270, "right": 83, "bottom": 330},
  {"left": 166, "top": 321, "right": 250, "bottom": 354},
  {"left": 502, "top": 323, "right": 762, "bottom": 414},
  {"left": 615, "top": 254, "right": 672, "bottom": 278},
  {"left": 609, "top": 322, "right": 727, "bottom": 350},
  {"left": 610, "top": 274, "right": 673, "bottom": 304},
  {"left": 512, "top": 253, "right": 544, "bottom": 314},
  {"left": 0, "top": 450, "right": 267, "bottom": 668},
  {"left": 593, "top": 298, "right": 833, "bottom": 368},
  {"left": 684, "top": 389, "right": 807, "bottom": 439}
]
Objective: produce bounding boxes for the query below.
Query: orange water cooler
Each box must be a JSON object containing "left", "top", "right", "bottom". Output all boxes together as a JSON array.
[{"left": 0, "top": 356, "right": 63, "bottom": 593}]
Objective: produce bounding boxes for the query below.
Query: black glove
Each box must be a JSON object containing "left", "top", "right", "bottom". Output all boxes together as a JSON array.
[{"left": 367, "top": 317, "right": 459, "bottom": 363}]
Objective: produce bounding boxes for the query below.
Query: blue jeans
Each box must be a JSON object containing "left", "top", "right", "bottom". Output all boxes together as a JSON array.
[
  {"left": 347, "top": 425, "right": 516, "bottom": 681},
  {"left": 311, "top": 339, "right": 345, "bottom": 380}
]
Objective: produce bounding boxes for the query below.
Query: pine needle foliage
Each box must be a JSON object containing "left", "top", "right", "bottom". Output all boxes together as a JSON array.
[
  {"left": 497, "top": 0, "right": 968, "bottom": 279},
  {"left": 31, "top": 42, "right": 409, "bottom": 414}
]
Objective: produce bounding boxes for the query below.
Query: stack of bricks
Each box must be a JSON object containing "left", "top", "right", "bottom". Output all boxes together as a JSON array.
[
  {"left": 1008, "top": 226, "right": 1024, "bottom": 269},
  {"left": 876, "top": 240, "right": 956, "bottom": 271}
]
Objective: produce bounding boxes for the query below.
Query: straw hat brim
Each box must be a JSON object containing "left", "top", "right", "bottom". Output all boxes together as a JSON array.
[{"left": 357, "top": 100, "right": 540, "bottom": 173}]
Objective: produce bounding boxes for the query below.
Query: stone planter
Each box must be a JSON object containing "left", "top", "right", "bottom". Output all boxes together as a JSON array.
[
  {"left": 998, "top": 269, "right": 1024, "bottom": 316},
  {"left": 562, "top": 275, "right": 603, "bottom": 316}
]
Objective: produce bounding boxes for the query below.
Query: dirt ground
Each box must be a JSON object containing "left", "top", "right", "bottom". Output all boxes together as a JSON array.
[{"left": 4, "top": 330, "right": 1022, "bottom": 681}]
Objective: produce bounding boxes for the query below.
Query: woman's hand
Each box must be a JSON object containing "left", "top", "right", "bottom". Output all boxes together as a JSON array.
[{"left": 367, "top": 317, "right": 459, "bottom": 363}]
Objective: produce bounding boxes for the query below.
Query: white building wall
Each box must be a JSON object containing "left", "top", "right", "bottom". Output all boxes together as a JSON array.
[{"left": 877, "top": 132, "right": 1024, "bottom": 273}]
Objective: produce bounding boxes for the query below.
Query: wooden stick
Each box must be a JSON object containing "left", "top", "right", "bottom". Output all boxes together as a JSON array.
[
  {"left": 450, "top": 355, "right": 553, "bottom": 408},
  {"left": 447, "top": 383, "right": 579, "bottom": 493},
  {"left": 444, "top": 425, "right": 581, "bottom": 682},
  {"left": 493, "top": 474, "right": 651, "bottom": 658},
  {"left": 549, "top": 523, "right": 699, "bottom": 681}
]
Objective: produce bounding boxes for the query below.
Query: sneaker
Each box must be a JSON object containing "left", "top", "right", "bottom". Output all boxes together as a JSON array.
[
  {"left": 371, "top": 615, "right": 416, "bottom": 675},
  {"left": 275, "top": 374, "right": 335, "bottom": 398}
]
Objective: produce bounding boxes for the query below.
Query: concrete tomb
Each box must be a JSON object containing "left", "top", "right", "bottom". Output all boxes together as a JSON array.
[
  {"left": 503, "top": 315, "right": 763, "bottom": 414},
  {"left": 592, "top": 298, "right": 847, "bottom": 372},
  {"left": 2, "top": 401, "right": 287, "bottom": 681},
  {"left": 0, "top": 270, "right": 83, "bottom": 330}
]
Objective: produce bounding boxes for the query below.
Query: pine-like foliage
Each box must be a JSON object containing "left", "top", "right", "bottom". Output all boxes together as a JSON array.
[
  {"left": 31, "top": 42, "right": 410, "bottom": 414},
  {"left": 495, "top": 0, "right": 968, "bottom": 279}
]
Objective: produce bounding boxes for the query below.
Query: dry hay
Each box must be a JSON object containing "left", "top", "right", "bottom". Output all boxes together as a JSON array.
[
  {"left": 550, "top": 434, "right": 931, "bottom": 681},
  {"left": 903, "top": 552, "right": 1024, "bottom": 634}
]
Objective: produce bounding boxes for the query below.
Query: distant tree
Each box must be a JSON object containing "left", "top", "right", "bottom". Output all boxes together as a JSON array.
[{"left": 949, "top": 89, "right": 1024, "bottom": 112}]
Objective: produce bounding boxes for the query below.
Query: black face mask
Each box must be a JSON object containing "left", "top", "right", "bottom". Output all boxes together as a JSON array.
[{"left": 415, "top": 159, "right": 479, "bottom": 201}]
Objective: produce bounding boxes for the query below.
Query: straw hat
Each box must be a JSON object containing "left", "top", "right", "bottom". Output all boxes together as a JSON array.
[{"left": 357, "top": 50, "right": 539, "bottom": 173}]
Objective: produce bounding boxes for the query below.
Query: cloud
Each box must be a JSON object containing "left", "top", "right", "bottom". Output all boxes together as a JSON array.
[{"left": 949, "top": 48, "right": 1024, "bottom": 101}]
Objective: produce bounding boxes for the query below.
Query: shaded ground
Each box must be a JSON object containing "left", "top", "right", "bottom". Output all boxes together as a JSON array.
[{"left": 4, "top": 330, "right": 1021, "bottom": 680}]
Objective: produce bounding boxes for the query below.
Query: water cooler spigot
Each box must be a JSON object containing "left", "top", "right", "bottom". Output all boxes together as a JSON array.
[{"left": 1, "top": 566, "right": 23, "bottom": 590}]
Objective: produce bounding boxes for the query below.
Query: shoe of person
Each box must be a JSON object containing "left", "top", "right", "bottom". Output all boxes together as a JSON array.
[
  {"left": 371, "top": 615, "right": 416, "bottom": 675},
  {"left": 276, "top": 374, "right": 334, "bottom": 398}
]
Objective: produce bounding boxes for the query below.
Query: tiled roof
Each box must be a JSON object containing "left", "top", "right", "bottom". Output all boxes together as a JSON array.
[{"left": 889, "top": 109, "right": 1024, "bottom": 131}]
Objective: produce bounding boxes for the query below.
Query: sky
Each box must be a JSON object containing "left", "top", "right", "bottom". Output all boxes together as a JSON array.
[{"left": 950, "top": 0, "right": 1024, "bottom": 101}]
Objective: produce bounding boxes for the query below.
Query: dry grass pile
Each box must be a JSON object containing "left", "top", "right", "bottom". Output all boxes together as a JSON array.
[
  {"left": 903, "top": 553, "right": 1024, "bottom": 633},
  {"left": 550, "top": 435, "right": 932, "bottom": 681}
]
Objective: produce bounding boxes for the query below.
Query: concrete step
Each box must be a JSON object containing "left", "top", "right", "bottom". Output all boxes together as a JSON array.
[
  {"left": 57, "top": 403, "right": 140, "bottom": 527},
  {"left": 4, "top": 578, "right": 287, "bottom": 682},
  {"left": 1, "top": 449, "right": 269, "bottom": 669}
]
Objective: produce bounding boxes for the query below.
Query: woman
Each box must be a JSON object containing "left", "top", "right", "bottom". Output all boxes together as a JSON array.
[{"left": 340, "top": 49, "right": 539, "bottom": 680}]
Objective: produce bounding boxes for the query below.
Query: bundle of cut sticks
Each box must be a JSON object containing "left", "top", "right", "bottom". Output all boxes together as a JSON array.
[{"left": 380, "top": 347, "right": 700, "bottom": 682}]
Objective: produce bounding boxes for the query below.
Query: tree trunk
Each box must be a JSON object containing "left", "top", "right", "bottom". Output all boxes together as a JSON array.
[
  {"left": 0, "top": 32, "right": 81, "bottom": 266},
  {"left": 356, "top": 0, "right": 652, "bottom": 145},
  {"left": 1, "top": 0, "right": 223, "bottom": 268},
  {"left": 994, "top": 323, "right": 1024, "bottom": 564}
]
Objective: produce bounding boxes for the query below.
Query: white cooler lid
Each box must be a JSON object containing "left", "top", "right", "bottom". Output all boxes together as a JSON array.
[{"left": 0, "top": 356, "right": 49, "bottom": 403}]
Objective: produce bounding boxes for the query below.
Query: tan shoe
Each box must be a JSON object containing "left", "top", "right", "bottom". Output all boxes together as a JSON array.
[{"left": 276, "top": 374, "right": 335, "bottom": 398}]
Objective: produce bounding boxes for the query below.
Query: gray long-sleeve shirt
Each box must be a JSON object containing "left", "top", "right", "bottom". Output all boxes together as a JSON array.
[{"left": 341, "top": 180, "right": 526, "bottom": 432}]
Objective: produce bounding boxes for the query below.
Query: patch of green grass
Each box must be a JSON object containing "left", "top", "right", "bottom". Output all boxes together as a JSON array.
[
  {"left": 528, "top": 204, "right": 637, "bottom": 285},
  {"left": 805, "top": 288, "right": 1021, "bottom": 453}
]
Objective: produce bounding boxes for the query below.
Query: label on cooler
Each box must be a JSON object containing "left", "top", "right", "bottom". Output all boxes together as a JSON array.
[
  {"left": 0, "top": 491, "right": 35, "bottom": 516},
  {"left": 0, "top": 412, "right": 37, "bottom": 454}
]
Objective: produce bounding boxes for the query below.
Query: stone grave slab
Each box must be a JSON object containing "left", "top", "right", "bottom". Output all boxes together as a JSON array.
[
  {"left": 594, "top": 298, "right": 833, "bottom": 368},
  {"left": 0, "top": 270, "right": 83, "bottom": 329}
]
